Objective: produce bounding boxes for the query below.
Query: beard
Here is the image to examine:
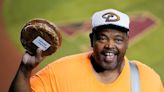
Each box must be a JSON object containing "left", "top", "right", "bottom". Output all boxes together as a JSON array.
[{"left": 91, "top": 50, "right": 125, "bottom": 73}]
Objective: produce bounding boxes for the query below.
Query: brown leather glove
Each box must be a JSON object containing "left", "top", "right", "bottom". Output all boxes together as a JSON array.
[{"left": 20, "top": 18, "right": 62, "bottom": 56}]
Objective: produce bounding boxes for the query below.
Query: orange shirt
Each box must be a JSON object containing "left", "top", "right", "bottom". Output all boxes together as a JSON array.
[{"left": 30, "top": 52, "right": 163, "bottom": 92}]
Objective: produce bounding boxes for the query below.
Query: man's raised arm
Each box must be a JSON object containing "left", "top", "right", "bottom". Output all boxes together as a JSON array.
[{"left": 9, "top": 48, "right": 45, "bottom": 92}]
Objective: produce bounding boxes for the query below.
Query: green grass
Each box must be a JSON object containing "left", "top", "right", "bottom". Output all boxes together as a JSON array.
[
  {"left": 127, "top": 23, "right": 164, "bottom": 82},
  {"left": 3, "top": 0, "right": 164, "bottom": 82}
]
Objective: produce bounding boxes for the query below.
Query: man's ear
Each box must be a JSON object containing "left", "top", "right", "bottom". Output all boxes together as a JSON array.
[
  {"left": 89, "top": 33, "right": 93, "bottom": 47},
  {"left": 126, "top": 35, "right": 129, "bottom": 49}
]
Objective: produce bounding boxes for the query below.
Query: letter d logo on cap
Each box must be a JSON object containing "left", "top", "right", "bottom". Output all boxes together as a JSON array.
[{"left": 102, "top": 12, "right": 120, "bottom": 22}]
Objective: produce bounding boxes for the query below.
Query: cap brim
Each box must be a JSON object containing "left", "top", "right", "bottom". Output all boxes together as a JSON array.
[{"left": 92, "top": 24, "right": 129, "bottom": 32}]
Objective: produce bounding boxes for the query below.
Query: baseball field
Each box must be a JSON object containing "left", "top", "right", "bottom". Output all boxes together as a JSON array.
[{"left": 2, "top": 0, "right": 164, "bottom": 84}]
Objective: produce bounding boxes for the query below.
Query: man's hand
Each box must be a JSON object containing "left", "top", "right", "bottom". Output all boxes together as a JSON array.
[{"left": 21, "top": 48, "right": 46, "bottom": 72}]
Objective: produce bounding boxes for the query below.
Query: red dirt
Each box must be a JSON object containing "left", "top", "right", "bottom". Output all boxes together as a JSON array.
[
  {"left": 129, "top": 15, "right": 156, "bottom": 40},
  {"left": 0, "top": 0, "right": 22, "bottom": 92}
]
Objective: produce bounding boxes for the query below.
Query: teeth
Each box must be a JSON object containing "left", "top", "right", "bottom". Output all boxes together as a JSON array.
[
  {"left": 109, "top": 53, "right": 114, "bottom": 56},
  {"left": 106, "top": 53, "right": 110, "bottom": 56},
  {"left": 105, "top": 52, "right": 114, "bottom": 56}
]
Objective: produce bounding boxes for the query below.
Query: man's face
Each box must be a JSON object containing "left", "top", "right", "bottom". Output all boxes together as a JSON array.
[{"left": 90, "top": 28, "right": 128, "bottom": 70}]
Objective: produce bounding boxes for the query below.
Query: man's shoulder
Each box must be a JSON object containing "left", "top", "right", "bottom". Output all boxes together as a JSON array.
[{"left": 132, "top": 60, "right": 161, "bottom": 81}]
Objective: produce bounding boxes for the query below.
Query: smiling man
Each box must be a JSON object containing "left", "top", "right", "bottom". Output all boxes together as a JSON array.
[
  {"left": 90, "top": 26, "right": 128, "bottom": 83},
  {"left": 9, "top": 9, "right": 163, "bottom": 92}
]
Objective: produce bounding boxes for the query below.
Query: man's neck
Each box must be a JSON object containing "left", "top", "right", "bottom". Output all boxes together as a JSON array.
[
  {"left": 94, "top": 67, "right": 122, "bottom": 84},
  {"left": 90, "top": 56, "right": 125, "bottom": 84}
]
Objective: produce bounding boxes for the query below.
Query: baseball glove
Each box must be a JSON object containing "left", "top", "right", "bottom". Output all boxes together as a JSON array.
[{"left": 20, "top": 18, "right": 62, "bottom": 56}]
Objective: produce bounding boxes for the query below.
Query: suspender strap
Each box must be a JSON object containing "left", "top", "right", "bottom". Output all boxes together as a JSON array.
[{"left": 129, "top": 62, "right": 140, "bottom": 92}]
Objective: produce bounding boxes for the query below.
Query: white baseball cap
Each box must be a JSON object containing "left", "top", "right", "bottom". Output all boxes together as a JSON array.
[{"left": 92, "top": 9, "right": 130, "bottom": 30}]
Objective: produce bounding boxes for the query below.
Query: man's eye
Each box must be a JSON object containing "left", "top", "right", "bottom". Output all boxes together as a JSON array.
[
  {"left": 115, "top": 39, "right": 123, "bottom": 43},
  {"left": 97, "top": 36, "right": 107, "bottom": 42},
  {"left": 99, "top": 37, "right": 106, "bottom": 40}
]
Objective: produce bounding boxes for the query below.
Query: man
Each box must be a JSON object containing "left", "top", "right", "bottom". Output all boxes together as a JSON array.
[{"left": 9, "top": 9, "right": 164, "bottom": 92}]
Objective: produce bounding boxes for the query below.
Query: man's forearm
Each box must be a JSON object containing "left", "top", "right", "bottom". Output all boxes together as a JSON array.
[{"left": 9, "top": 62, "right": 32, "bottom": 92}]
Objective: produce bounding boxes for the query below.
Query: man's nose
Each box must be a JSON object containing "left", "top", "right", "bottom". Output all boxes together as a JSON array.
[{"left": 104, "top": 40, "right": 115, "bottom": 49}]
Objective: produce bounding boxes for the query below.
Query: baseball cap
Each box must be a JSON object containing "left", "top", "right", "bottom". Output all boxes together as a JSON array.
[{"left": 91, "top": 9, "right": 130, "bottom": 31}]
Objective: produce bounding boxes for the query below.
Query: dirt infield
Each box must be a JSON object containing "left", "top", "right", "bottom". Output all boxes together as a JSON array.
[{"left": 0, "top": 0, "right": 22, "bottom": 92}]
